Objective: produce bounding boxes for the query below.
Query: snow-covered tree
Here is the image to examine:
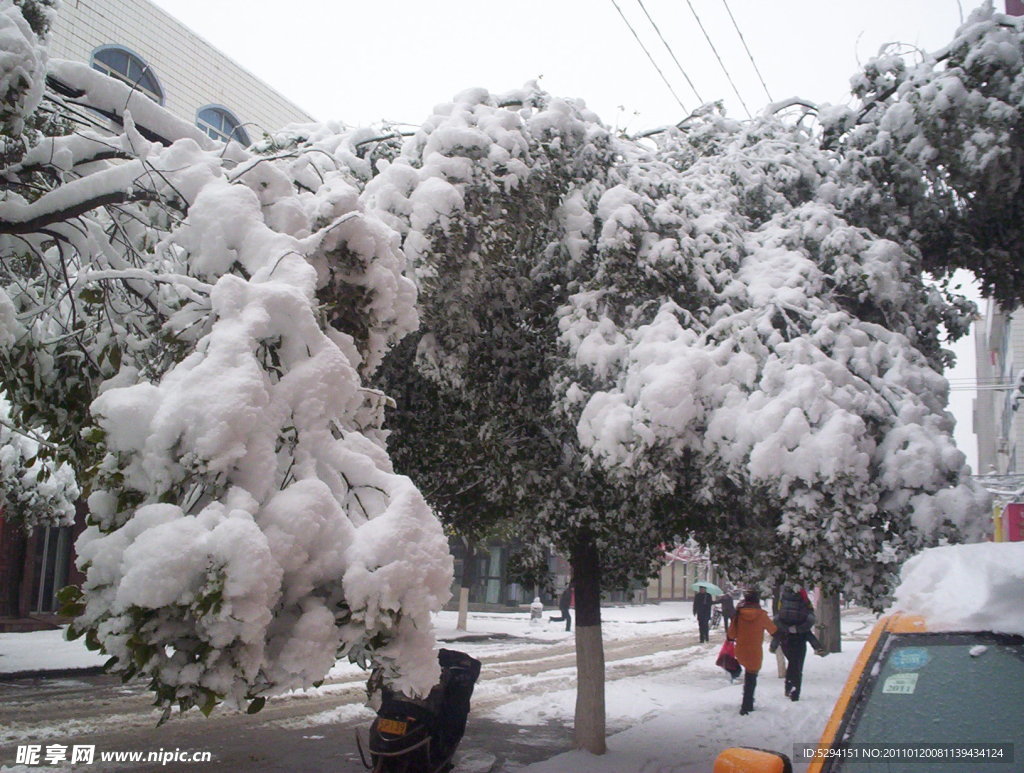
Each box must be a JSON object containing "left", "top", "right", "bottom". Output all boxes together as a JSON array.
[
  {"left": 360, "top": 86, "right": 690, "bottom": 752},
  {"left": 2, "top": 0, "right": 1004, "bottom": 750},
  {"left": 358, "top": 82, "right": 988, "bottom": 752},
  {"left": 822, "top": 3, "right": 1024, "bottom": 308},
  {"left": 563, "top": 112, "right": 989, "bottom": 603},
  {"left": 0, "top": 0, "right": 450, "bottom": 719}
]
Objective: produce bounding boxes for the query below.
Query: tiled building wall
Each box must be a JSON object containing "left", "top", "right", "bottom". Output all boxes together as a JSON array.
[
  {"left": 974, "top": 301, "right": 1024, "bottom": 475},
  {"left": 48, "top": 0, "right": 314, "bottom": 139}
]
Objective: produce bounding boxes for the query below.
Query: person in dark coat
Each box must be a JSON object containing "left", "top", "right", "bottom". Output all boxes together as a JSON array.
[
  {"left": 713, "top": 591, "right": 736, "bottom": 631},
  {"left": 769, "top": 584, "right": 823, "bottom": 701},
  {"left": 693, "top": 586, "right": 714, "bottom": 643},
  {"left": 549, "top": 583, "right": 573, "bottom": 631},
  {"left": 726, "top": 589, "right": 777, "bottom": 715}
]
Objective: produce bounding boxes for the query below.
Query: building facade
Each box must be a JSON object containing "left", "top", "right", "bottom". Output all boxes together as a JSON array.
[
  {"left": 972, "top": 300, "right": 1024, "bottom": 475},
  {"left": 48, "top": 0, "right": 314, "bottom": 143},
  {"left": 0, "top": 0, "right": 314, "bottom": 631}
]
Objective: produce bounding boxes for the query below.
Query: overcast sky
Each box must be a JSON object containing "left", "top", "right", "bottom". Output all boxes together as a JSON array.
[
  {"left": 147, "top": 0, "right": 984, "bottom": 469},
  {"left": 148, "top": 0, "right": 971, "bottom": 128}
]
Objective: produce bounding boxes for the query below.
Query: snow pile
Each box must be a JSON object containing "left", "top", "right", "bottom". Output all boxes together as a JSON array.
[{"left": 891, "top": 542, "right": 1024, "bottom": 635}]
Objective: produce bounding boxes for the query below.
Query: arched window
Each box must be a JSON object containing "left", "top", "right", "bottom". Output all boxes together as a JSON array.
[
  {"left": 196, "top": 106, "right": 250, "bottom": 146},
  {"left": 91, "top": 45, "right": 163, "bottom": 104}
]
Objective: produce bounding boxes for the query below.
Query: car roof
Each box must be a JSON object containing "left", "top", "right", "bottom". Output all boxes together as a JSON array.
[{"left": 879, "top": 612, "right": 928, "bottom": 634}]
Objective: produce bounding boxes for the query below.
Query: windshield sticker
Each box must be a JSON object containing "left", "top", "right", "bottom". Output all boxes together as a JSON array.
[
  {"left": 882, "top": 673, "right": 919, "bottom": 694},
  {"left": 889, "top": 647, "right": 931, "bottom": 671}
]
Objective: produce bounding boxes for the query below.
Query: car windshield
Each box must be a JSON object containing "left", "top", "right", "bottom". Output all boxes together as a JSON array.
[{"left": 831, "top": 632, "right": 1023, "bottom": 772}]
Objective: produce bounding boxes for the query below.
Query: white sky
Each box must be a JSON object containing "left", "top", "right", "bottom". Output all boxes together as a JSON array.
[{"left": 148, "top": 0, "right": 984, "bottom": 469}]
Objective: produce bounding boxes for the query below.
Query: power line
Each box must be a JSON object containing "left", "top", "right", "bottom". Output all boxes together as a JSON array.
[
  {"left": 634, "top": 0, "right": 704, "bottom": 105},
  {"left": 609, "top": 0, "right": 690, "bottom": 115},
  {"left": 683, "top": 0, "right": 751, "bottom": 118},
  {"left": 720, "top": 0, "right": 773, "bottom": 103}
]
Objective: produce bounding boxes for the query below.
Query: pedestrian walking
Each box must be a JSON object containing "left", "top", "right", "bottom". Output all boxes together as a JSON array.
[
  {"left": 769, "top": 584, "right": 824, "bottom": 702},
  {"left": 549, "top": 582, "right": 573, "bottom": 632},
  {"left": 714, "top": 591, "right": 736, "bottom": 632},
  {"left": 693, "top": 586, "right": 713, "bottom": 643},
  {"left": 726, "top": 589, "right": 778, "bottom": 715}
]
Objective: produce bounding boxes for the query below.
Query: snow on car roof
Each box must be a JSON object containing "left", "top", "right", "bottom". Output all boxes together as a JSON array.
[{"left": 891, "top": 542, "right": 1024, "bottom": 636}]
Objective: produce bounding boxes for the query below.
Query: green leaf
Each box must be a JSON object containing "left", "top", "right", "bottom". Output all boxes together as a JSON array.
[
  {"left": 199, "top": 689, "right": 219, "bottom": 717},
  {"left": 246, "top": 696, "right": 266, "bottom": 715}
]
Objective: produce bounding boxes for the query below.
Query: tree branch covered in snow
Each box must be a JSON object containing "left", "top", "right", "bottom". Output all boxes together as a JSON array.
[
  {"left": 822, "top": 4, "right": 1024, "bottom": 308},
  {"left": 0, "top": 392, "right": 78, "bottom": 526},
  {"left": 1, "top": 0, "right": 450, "bottom": 718}
]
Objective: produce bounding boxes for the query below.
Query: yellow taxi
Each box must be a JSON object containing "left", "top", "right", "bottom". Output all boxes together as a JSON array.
[{"left": 714, "top": 610, "right": 1024, "bottom": 772}]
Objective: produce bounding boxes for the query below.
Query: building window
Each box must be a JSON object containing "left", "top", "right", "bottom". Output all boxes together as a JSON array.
[
  {"left": 32, "top": 525, "right": 73, "bottom": 613},
  {"left": 91, "top": 45, "right": 163, "bottom": 104},
  {"left": 196, "top": 105, "right": 250, "bottom": 145}
]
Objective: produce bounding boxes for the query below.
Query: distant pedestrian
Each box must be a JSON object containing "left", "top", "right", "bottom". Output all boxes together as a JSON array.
[
  {"left": 769, "top": 585, "right": 823, "bottom": 702},
  {"left": 693, "top": 586, "right": 713, "bottom": 643},
  {"left": 549, "top": 582, "right": 573, "bottom": 632},
  {"left": 714, "top": 591, "right": 736, "bottom": 632},
  {"left": 726, "top": 589, "right": 778, "bottom": 715}
]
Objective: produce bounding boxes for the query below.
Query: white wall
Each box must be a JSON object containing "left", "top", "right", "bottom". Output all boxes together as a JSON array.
[{"left": 48, "top": 0, "right": 314, "bottom": 139}]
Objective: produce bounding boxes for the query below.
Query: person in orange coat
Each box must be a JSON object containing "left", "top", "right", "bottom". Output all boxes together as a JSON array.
[{"left": 725, "top": 589, "right": 778, "bottom": 715}]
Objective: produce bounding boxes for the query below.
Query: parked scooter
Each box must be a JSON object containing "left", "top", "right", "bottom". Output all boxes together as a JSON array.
[{"left": 358, "top": 649, "right": 482, "bottom": 773}]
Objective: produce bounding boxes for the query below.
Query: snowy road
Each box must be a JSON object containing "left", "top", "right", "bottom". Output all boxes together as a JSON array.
[
  {"left": 0, "top": 625, "right": 707, "bottom": 771},
  {"left": 0, "top": 604, "right": 879, "bottom": 771}
]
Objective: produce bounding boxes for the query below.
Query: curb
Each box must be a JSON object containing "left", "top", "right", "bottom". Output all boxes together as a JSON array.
[{"left": 0, "top": 665, "right": 106, "bottom": 680}]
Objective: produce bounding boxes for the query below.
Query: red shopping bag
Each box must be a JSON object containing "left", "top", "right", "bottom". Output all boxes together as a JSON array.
[{"left": 716, "top": 639, "right": 740, "bottom": 672}]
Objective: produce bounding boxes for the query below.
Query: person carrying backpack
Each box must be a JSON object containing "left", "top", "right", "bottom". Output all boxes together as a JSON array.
[{"left": 769, "top": 584, "right": 824, "bottom": 702}]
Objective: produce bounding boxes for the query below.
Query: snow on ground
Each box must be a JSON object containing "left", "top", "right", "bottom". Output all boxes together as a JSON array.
[
  {"left": 445, "top": 603, "right": 872, "bottom": 773},
  {"left": 0, "top": 601, "right": 873, "bottom": 772},
  {"left": 512, "top": 614, "right": 870, "bottom": 773},
  {"left": 6, "top": 542, "right": 1022, "bottom": 770},
  {"left": 0, "top": 629, "right": 107, "bottom": 674}
]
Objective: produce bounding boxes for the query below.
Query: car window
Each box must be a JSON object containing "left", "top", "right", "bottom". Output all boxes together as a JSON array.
[{"left": 830, "top": 632, "right": 1023, "bottom": 772}]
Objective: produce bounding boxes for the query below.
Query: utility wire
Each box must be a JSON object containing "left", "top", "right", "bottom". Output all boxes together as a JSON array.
[
  {"left": 720, "top": 0, "right": 773, "bottom": 102},
  {"left": 634, "top": 0, "right": 705, "bottom": 105},
  {"left": 609, "top": 0, "right": 690, "bottom": 115},
  {"left": 684, "top": 0, "right": 752, "bottom": 118}
]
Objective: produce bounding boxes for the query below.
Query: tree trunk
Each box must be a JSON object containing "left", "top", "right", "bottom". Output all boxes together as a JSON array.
[
  {"left": 456, "top": 536, "right": 477, "bottom": 632},
  {"left": 816, "top": 591, "right": 842, "bottom": 653},
  {"left": 572, "top": 537, "right": 606, "bottom": 754}
]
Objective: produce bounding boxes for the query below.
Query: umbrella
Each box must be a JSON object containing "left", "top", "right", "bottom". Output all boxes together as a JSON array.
[{"left": 693, "top": 581, "right": 724, "bottom": 596}]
